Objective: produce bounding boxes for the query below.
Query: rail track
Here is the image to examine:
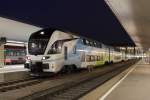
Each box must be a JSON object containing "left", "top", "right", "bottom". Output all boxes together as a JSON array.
[
  {"left": 0, "top": 78, "right": 41, "bottom": 92},
  {"left": 19, "top": 60, "right": 138, "bottom": 100}
]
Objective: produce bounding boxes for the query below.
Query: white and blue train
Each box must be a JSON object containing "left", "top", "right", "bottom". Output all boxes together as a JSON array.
[{"left": 24, "top": 28, "right": 135, "bottom": 74}]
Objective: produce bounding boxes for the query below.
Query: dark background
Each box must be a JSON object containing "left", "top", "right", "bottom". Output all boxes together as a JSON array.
[{"left": 0, "top": 0, "right": 135, "bottom": 46}]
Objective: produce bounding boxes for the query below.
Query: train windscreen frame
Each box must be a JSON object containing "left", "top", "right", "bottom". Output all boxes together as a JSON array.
[{"left": 28, "top": 28, "right": 55, "bottom": 55}]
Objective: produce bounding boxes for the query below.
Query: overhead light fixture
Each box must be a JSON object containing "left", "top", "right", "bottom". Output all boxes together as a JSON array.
[{"left": 40, "top": 32, "right": 44, "bottom": 35}]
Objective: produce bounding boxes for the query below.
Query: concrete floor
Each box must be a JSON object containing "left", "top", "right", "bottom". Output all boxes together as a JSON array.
[
  {"left": 0, "top": 64, "right": 29, "bottom": 82},
  {"left": 103, "top": 60, "right": 150, "bottom": 100}
]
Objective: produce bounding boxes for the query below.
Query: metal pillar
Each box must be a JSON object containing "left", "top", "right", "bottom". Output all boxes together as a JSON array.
[
  {"left": 0, "top": 44, "right": 4, "bottom": 68},
  {"left": 0, "top": 37, "right": 6, "bottom": 68},
  {"left": 108, "top": 47, "right": 110, "bottom": 63}
]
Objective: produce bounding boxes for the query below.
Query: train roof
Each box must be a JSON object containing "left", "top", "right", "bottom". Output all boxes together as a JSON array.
[{"left": 33, "top": 27, "right": 108, "bottom": 46}]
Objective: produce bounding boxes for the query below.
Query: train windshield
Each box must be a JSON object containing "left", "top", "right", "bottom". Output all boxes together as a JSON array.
[{"left": 28, "top": 29, "right": 55, "bottom": 55}]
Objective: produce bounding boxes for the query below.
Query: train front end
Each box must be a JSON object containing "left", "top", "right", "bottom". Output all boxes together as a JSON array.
[{"left": 24, "top": 28, "right": 56, "bottom": 75}]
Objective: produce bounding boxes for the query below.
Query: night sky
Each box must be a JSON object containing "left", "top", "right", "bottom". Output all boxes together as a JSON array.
[{"left": 0, "top": 0, "right": 135, "bottom": 46}]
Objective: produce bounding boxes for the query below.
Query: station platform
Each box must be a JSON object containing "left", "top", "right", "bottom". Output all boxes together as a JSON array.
[
  {"left": 98, "top": 59, "right": 150, "bottom": 100},
  {"left": 0, "top": 64, "right": 29, "bottom": 82},
  {"left": 0, "top": 64, "right": 27, "bottom": 73}
]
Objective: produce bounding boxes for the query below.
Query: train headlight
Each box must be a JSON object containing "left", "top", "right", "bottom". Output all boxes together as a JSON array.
[
  {"left": 26, "top": 56, "right": 31, "bottom": 60},
  {"left": 42, "top": 56, "right": 50, "bottom": 60},
  {"left": 42, "top": 57, "right": 46, "bottom": 60}
]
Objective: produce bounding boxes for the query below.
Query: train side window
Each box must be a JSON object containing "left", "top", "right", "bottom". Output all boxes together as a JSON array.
[
  {"left": 82, "top": 39, "right": 86, "bottom": 45},
  {"left": 96, "top": 42, "right": 99, "bottom": 48},
  {"left": 94, "top": 42, "right": 97, "bottom": 47},
  {"left": 13, "top": 51, "right": 17, "bottom": 56},
  {"left": 10, "top": 51, "right": 13, "bottom": 56},
  {"left": 81, "top": 52, "right": 85, "bottom": 62},
  {"left": 95, "top": 56, "right": 98, "bottom": 61},
  {"left": 86, "top": 40, "right": 91, "bottom": 46},
  {"left": 91, "top": 41, "right": 94, "bottom": 47},
  {"left": 98, "top": 56, "right": 100, "bottom": 61},
  {"left": 98, "top": 43, "right": 102, "bottom": 48},
  {"left": 88, "top": 41, "right": 92, "bottom": 46},
  {"left": 100, "top": 56, "right": 103, "bottom": 61},
  {"left": 73, "top": 46, "right": 76, "bottom": 54},
  {"left": 6, "top": 50, "right": 9, "bottom": 56},
  {"left": 91, "top": 55, "right": 95, "bottom": 61},
  {"left": 90, "top": 41, "right": 94, "bottom": 47},
  {"left": 16, "top": 51, "right": 20, "bottom": 56},
  {"left": 86, "top": 55, "right": 91, "bottom": 62}
]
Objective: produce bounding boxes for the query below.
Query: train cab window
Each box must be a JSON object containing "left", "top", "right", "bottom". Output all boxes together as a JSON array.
[{"left": 48, "top": 40, "right": 63, "bottom": 54}]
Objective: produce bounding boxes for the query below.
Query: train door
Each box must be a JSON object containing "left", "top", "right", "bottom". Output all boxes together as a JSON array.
[{"left": 64, "top": 46, "right": 68, "bottom": 60}]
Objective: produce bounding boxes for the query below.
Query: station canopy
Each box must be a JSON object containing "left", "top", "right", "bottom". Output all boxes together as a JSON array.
[
  {"left": 0, "top": 17, "right": 41, "bottom": 42},
  {"left": 106, "top": 0, "right": 150, "bottom": 50}
]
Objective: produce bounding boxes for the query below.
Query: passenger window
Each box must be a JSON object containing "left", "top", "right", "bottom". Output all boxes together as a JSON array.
[
  {"left": 86, "top": 55, "right": 91, "bottom": 62},
  {"left": 96, "top": 42, "right": 99, "bottom": 47},
  {"left": 86, "top": 40, "right": 90, "bottom": 46},
  {"left": 91, "top": 56, "right": 95, "bottom": 61},
  {"left": 82, "top": 39, "right": 86, "bottom": 45},
  {"left": 90, "top": 41, "right": 94, "bottom": 46},
  {"left": 81, "top": 52, "right": 85, "bottom": 62},
  {"left": 95, "top": 56, "right": 98, "bottom": 61},
  {"left": 88, "top": 41, "right": 92, "bottom": 46},
  {"left": 90, "top": 41, "right": 93, "bottom": 47},
  {"left": 94, "top": 42, "right": 97, "bottom": 47},
  {"left": 98, "top": 43, "right": 102, "bottom": 48},
  {"left": 98, "top": 56, "right": 100, "bottom": 61}
]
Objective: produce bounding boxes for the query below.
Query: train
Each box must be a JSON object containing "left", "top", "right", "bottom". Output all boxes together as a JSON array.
[
  {"left": 24, "top": 28, "right": 136, "bottom": 74},
  {"left": 4, "top": 42, "right": 26, "bottom": 65}
]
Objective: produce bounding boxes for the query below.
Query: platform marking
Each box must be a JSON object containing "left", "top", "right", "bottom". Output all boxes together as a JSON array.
[{"left": 99, "top": 65, "right": 137, "bottom": 100}]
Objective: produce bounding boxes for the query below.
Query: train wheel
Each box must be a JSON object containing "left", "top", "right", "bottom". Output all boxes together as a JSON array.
[
  {"left": 110, "top": 61, "right": 113, "bottom": 64},
  {"left": 71, "top": 64, "right": 78, "bottom": 72},
  {"left": 60, "top": 65, "right": 70, "bottom": 73},
  {"left": 60, "top": 65, "right": 77, "bottom": 74}
]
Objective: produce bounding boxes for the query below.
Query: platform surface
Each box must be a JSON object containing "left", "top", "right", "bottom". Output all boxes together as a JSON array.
[
  {"left": 100, "top": 59, "right": 150, "bottom": 100},
  {"left": 0, "top": 64, "right": 29, "bottom": 82},
  {"left": 0, "top": 64, "right": 28, "bottom": 73}
]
